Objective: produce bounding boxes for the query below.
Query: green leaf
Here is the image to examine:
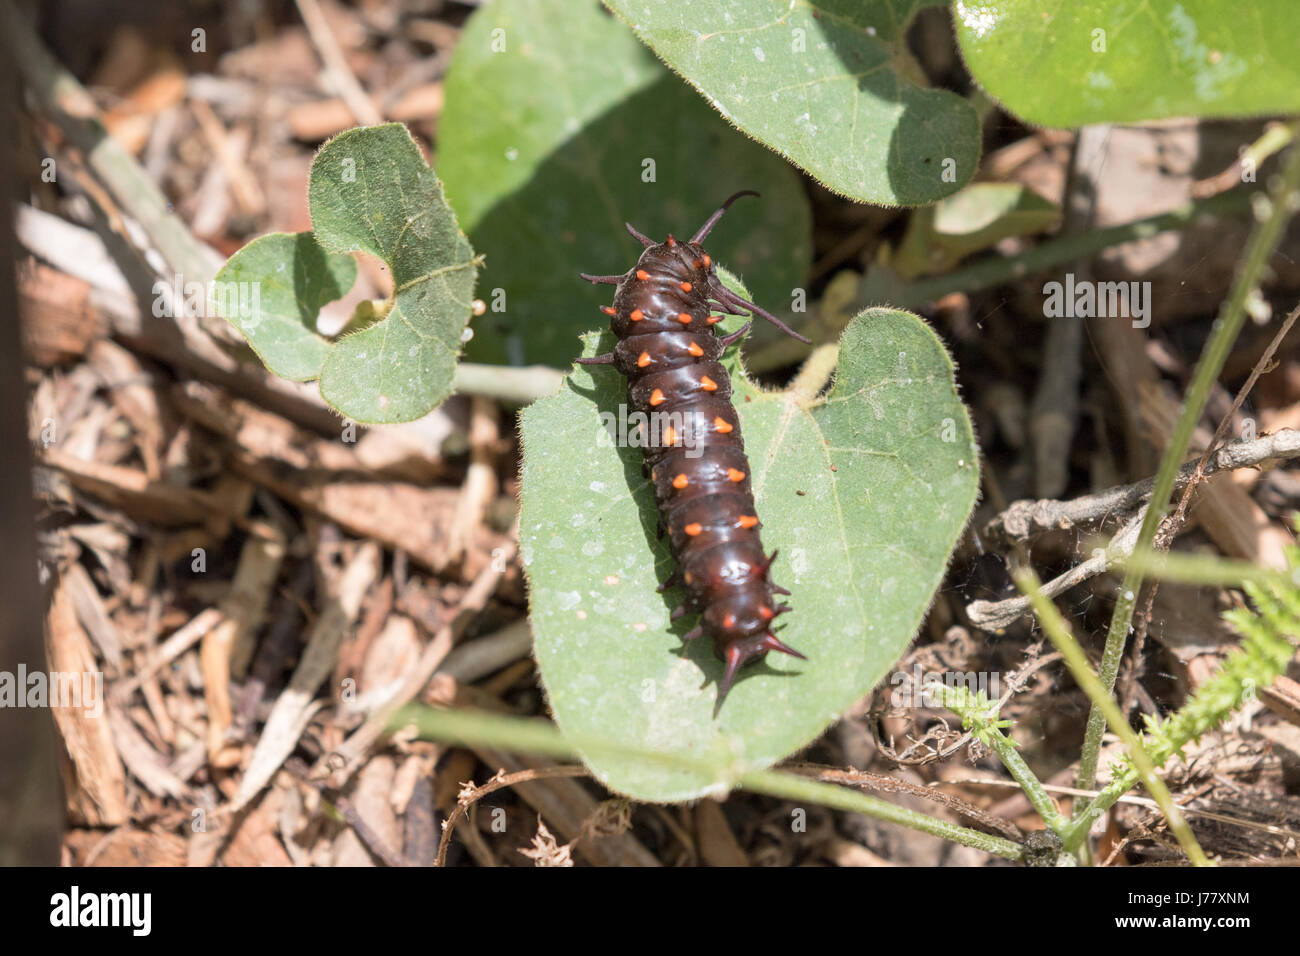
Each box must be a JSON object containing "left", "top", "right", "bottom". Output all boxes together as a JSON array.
[
  {"left": 893, "top": 182, "right": 1059, "bottom": 278},
  {"left": 214, "top": 123, "right": 477, "bottom": 424},
  {"left": 309, "top": 124, "right": 478, "bottom": 423},
  {"left": 520, "top": 308, "right": 979, "bottom": 801},
  {"left": 955, "top": 0, "right": 1300, "bottom": 127},
  {"left": 602, "top": 0, "right": 980, "bottom": 206},
  {"left": 438, "top": 0, "right": 811, "bottom": 368},
  {"left": 212, "top": 231, "right": 355, "bottom": 381}
]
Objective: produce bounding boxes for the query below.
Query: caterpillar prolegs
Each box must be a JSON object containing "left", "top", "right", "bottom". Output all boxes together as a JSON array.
[{"left": 576, "top": 191, "right": 811, "bottom": 712}]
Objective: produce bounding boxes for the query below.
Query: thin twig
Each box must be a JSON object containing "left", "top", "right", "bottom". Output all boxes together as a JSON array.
[
  {"left": 1029, "top": 125, "right": 1108, "bottom": 498},
  {"left": 319, "top": 527, "right": 519, "bottom": 787},
  {"left": 294, "top": 0, "right": 382, "bottom": 126},
  {"left": 287, "top": 758, "right": 406, "bottom": 867},
  {"left": 1121, "top": 300, "right": 1300, "bottom": 712},
  {"left": 785, "top": 764, "right": 1023, "bottom": 841},
  {"left": 872, "top": 644, "right": 1064, "bottom": 764},
  {"left": 1080, "top": 137, "right": 1300, "bottom": 795},
  {"left": 944, "top": 777, "right": 1300, "bottom": 843},
  {"left": 1018, "top": 570, "right": 1211, "bottom": 866},
  {"left": 746, "top": 187, "right": 1259, "bottom": 374},
  {"left": 969, "top": 511, "right": 1144, "bottom": 631},
  {"left": 435, "top": 766, "right": 589, "bottom": 867},
  {"left": 985, "top": 428, "right": 1300, "bottom": 541}
]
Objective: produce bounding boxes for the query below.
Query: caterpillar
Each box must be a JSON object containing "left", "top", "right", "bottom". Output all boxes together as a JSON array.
[{"left": 576, "top": 191, "right": 811, "bottom": 712}]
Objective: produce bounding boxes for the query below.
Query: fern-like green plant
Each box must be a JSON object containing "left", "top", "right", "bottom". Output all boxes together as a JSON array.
[{"left": 1059, "top": 565, "right": 1300, "bottom": 850}]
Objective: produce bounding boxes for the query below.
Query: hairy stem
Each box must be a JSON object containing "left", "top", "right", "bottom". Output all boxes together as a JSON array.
[
  {"left": 395, "top": 704, "right": 1023, "bottom": 861},
  {"left": 1077, "top": 135, "right": 1300, "bottom": 793},
  {"left": 1018, "top": 571, "right": 1210, "bottom": 866}
]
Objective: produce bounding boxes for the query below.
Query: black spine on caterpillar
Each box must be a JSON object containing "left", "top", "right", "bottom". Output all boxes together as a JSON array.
[{"left": 576, "top": 191, "right": 812, "bottom": 712}]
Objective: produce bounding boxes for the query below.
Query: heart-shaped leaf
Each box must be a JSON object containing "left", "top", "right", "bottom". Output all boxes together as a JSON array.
[
  {"left": 602, "top": 0, "right": 980, "bottom": 207},
  {"left": 955, "top": 0, "right": 1300, "bottom": 127},
  {"left": 310, "top": 124, "right": 478, "bottom": 423},
  {"left": 438, "top": 0, "right": 811, "bottom": 368},
  {"left": 214, "top": 123, "right": 478, "bottom": 424},
  {"left": 520, "top": 307, "right": 979, "bottom": 801},
  {"left": 212, "top": 231, "right": 356, "bottom": 381}
]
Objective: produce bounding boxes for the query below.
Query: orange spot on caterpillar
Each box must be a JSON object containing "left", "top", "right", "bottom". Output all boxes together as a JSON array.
[
  {"left": 662, "top": 425, "right": 677, "bottom": 445},
  {"left": 687, "top": 341, "right": 704, "bottom": 357},
  {"left": 713, "top": 416, "right": 733, "bottom": 434},
  {"left": 693, "top": 258, "right": 704, "bottom": 269},
  {"left": 666, "top": 235, "right": 676, "bottom": 246},
  {"left": 677, "top": 312, "right": 693, "bottom": 324},
  {"left": 684, "top": 522, "right": 703, "bottom": 537},
  {"left": 699, "top": 375, "right": 718, "bottom": 391},
  {"left": 737, "top": 515, "right": 759, "bottom": 529},
  {"left": 759, "top": 605, "right": 774, "bottom": 620},
  {"left": 672, "top": 473, "right": 689, "bottom": 489},
  {"left": 684, "top": 571, "right": 694, "bottom": 585},
  {"left": 636, "top": 269, "right": 650, "bottom": 281},
  {"left": 702, "top": 254, "right": 712, "bottom": 267},
  {"left": 706, "top": 315, "right": 722, "bottom": 325},
  {"left": 723, "top": 613, "right": 736, "bottom": 628},
  {"left": 630, "top": 309, "right": 644, "bottom": 322},
  {"left": 680, "top": 281, "right": 692, "bottom": 293},
  {"left": 637, "top": 351, "right": 651, "bottom": 367},
  {"left": 727, "top": 468, "right": 746, "bottom": 482},
  {"left": 649, "top": 388, "right": 666, "bottom": 406},
  {"left": 600, "top": 305, "right": 615, "bottom": 315},
  {"left": 651, "top": 469, "right": 658, "bottom": 481}
]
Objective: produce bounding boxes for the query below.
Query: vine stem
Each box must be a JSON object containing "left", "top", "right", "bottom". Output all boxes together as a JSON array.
[
  {"left": 1075, "top": 133, "right": 1300, "bottom": 794},
  {"left": 454, "top": 362, "right": 565, "bottom": 404},
  {"left": 736, "top": 768, "right": 1023, "bottom": 861},
  {"left": 746, "top": 186, "right": 1259, "bottom": 375},
  {"left": 394, "top": 704, "right": 1024, "bottom": 862},
  {"left": 982, "top": 725, "right": 1066, "bottom": 835},
  {"left": 930, "top": 683, "right": 1065, "bottom": 835},
  {"left": 1017, "top": 571, "right": 1211, "bottom": 866}
]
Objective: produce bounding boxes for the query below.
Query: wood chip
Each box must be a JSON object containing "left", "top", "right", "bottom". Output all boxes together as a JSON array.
[
  {"left": 232, "top": 543, "right": 380, "bottom": 811},
  {"left": 46, "top": 577, "right": 127, "bottom": 826}
]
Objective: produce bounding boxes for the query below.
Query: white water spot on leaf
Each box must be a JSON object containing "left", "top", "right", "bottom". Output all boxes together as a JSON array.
[
  {"left": 752, "top": 45, "right": 765, "bottom": 62},
  {"left": 555, "top": 590, "right": 581, "bottom": 611},
  {"left": 865, "top": 390, "right": 884, "bottom": 420},
  {"left": 1167, "top": 4, "right": 1246, "bottom": 100},
  {"left": 955, "top": 1, "right": 999, "bottom": 39}
]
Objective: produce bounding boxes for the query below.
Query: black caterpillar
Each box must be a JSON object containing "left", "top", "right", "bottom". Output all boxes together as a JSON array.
[{"left": 576, "top": 191, "right": 811, "bottom": 711}]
